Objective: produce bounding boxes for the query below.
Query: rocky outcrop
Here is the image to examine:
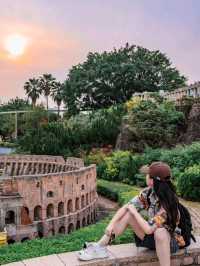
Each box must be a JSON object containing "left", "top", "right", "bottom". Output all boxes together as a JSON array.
[
  {"left": 115, "top": 118, "right": 146, "bottom": 152},
  {"left": 184, "top": 102, "right": 200, "bottom": 143}
]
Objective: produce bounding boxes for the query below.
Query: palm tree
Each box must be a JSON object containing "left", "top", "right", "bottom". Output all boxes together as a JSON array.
[
  {"left": 39, "top": 74, "right": 56, "bottom": 111},
  {"left": 51, "top": 82, "right": 63, "bottom": 116},
  {"left": 24, "top": 78, "right": 41, "bottom": 107}
]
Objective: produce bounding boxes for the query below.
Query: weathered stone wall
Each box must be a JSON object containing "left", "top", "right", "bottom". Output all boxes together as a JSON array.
[{"left": 0, "top": 155, "right": 97, "bottom": 242}]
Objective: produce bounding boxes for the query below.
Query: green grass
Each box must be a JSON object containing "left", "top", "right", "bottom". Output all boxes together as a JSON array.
[{"left": 0, "top": 215, "right": 133, "bottom": 265}]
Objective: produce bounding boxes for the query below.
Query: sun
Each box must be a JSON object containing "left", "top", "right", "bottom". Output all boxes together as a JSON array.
[{"left": 4, "top": 34, "right": 28, "bottom": 57}]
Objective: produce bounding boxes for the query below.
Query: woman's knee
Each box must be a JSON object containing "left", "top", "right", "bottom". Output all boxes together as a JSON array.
[{"left": 154, "top": 228, "right": 170, "bottom": 243}]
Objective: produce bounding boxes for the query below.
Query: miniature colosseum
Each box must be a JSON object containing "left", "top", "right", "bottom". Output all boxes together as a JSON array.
[{"left": 0, "top": 155, "right": 97, "bottom": 243}]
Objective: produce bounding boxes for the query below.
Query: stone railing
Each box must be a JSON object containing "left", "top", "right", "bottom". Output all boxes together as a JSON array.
[{"left": 132, "top": 81, "right": 200, "bottom": 104}]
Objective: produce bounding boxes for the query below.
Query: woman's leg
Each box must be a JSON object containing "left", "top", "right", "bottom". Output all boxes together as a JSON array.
[
  {"left": 98, "top": 210, "right": 145, "bottom": 246},
  {"left": 113, "top": 211, "right": 145, "bottom": 239},
  {"left": 154, "top": 228, "right": 171, "bottom": 266}
]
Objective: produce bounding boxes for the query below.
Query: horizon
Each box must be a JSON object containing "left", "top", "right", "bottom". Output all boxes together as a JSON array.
[{"left": 0, "top": 0, "right": 200, "bottom": 106}]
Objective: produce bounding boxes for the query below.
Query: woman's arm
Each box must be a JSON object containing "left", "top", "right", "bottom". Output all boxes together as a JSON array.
[{"left": 127, "top": 204, "right": 156, "bottom": 235}]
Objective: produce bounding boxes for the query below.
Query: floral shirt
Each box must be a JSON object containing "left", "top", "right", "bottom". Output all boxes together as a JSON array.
[{"left": 129, "top": 187, "right": 185, "bottom": 247}]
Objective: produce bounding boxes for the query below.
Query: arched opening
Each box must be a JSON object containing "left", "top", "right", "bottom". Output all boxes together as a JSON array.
[
  {"left": 86, "top": 193, "right": 89, "bottom": 205},
  {"left": 47, "top": 191, "right": 54, "bottom": 198},
  {"left": 5, "top": 210, "right": 15, "bottom": 224},
  {"left": 68, "top": 223, "right": 74, "bottom": 234},
  {"left": 7, "top": 238, "right": 16, "bottom": 244},
  {"left": 75, "top": 197, "right": 79, "bottom": 211},
  {"left": 21, "top": 237, "right": 30, "bottom": 242},
  {"left": 46, "top": 204, "right": 54, "bottom": 218},
  {"left": 37, "top": 222, "right": 44, "bottom": 238},
  {"left": 76, "top": 220, "right": 80, "bottom": 230},
  {"left": 21, "top": 206, "right": 31, "bottom": 225},
  {"left": 87, "top": 214, "right": 90, "bottom": 225},
  {"left": 82, "top": 217, "right": 86, "bottom": 227},
  {"left": 58, "top": 202, "right": 64, "bottom": 216},
  {"left": 81, "top": 195, "right": 85, "bottom": 208},
  {"left": 34, "top": 205, "right": 42, "bottom": 221},
  {"left": 48, "top": 228, "right": 55, "bottom": 236},
  {"left": 67, "top": 199, "right": 73, "bottom": 214},
  {"left": 58, "top": 226, "right": 66, "bottom": 234}
]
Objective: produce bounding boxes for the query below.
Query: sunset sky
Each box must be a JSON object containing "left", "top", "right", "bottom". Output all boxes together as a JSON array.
[{"left": 0, "top": 0, "right": 199, "bottom": 106}]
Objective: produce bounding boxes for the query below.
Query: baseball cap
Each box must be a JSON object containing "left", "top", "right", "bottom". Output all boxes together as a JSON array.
[{"left": 140, "top": 161, "right": 171, "bottom": 181}]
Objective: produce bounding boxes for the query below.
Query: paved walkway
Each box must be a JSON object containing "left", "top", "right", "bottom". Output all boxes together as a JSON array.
[{"left": 180, "top": 199, "right": 200, "bottom": 235}]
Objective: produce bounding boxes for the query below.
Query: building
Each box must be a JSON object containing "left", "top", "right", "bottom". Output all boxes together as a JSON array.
[
  {"left": 0, "top": 155, "right": 97, "bottom": 243},
  {"left": 132, "top": 82, "right": 200, "bottom": 103}
]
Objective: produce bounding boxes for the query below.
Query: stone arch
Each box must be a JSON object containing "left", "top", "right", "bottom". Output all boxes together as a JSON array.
[
  {"left": 48, "top": 228, "right": 55, "bottom": 236},
  {"left": 7, "top": 238, "right": 16, "bottom": 244},
  {"left": 21, "top": 206, "right": 31, "bottom": 225},
  {"left": 75, "top": 197, "right": 80, "bottom": 211},
  {"left": 87, "top": 214, "right": 90, "bottom": 225},
  {"left": 68, "top": 223, "right": 74, "bottom": 234},
  {"left": 47, "top": 191, "right": 54, "bottom": 198},
  {"left": 82, "top": 217, "right": 86, "bottom": 227},
  {"left": 58, "top": 226, "right": 66, "bottom": 234},
  {"left": 37, "top": 222, "right": 44, "bottom": 238},
  {"left": 81, "top": 195, "right": 85, "bottom": 208},
  {"left": 58, "top": 202, "right": 64, "bottom": 216},
  {"left": 21, "top": 237, "right": 30, "bottom": 242},
  {"left": 67, "top": 199, "right": 73, "bottom": 214},
  {"left": 76, "top": 220, "right": 80, "bottom": 229},
  {"left": 5, "top": 210, "right": 15, "bottom": 224},
  {"left": 46, "top": 204, "right": 54, "bottom": 218},
  {"left": 34, "top": 205, "right": 42, "bottom": 221}
]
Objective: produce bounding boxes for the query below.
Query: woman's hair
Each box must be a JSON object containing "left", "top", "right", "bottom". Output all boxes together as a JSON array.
[{"left": 152, "top": 177, "right": 179, "bottom": 232}]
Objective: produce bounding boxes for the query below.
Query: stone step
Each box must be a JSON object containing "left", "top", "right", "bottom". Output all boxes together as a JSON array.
[{"left": 4, "top": 236, "right": 200, "bottom": 266}]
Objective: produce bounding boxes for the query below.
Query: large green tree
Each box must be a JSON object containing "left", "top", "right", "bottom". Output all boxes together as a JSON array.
[{"left": 63, "top": 43, "right": 186, "bottom": 115}]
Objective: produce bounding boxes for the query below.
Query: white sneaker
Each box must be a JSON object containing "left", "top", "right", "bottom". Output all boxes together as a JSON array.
[{"left": 77, "top": 243, "right": 109, "bottom": 261}]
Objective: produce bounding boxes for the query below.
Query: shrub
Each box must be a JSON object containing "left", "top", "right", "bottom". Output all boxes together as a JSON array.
[
  {"left": 98, "top": 151, "right": 141, "bottom": 185},
  {"left": 97, "top": 179, "right": 140, "bottom": 205},
  {"left": 126, "top": 100, "right": 185, "bottom": 151},
  {"left": 18, "top": 105, "right": 125, "bottom": 156},
  {"left": 177, "top": 164, "right": 200, "bottom": 201}
]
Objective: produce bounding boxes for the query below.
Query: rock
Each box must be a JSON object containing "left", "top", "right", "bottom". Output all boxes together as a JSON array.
[
  {"left": 184, "top": 103, "right": 200, "bottom": 143},
  {"left": 115, "top": 119, "right": 145, "bottom": 152}
]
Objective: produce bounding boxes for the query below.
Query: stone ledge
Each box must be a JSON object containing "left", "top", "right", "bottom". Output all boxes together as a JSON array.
[{"left": 4, "top": 236, "right": 200, "bottom": 266}]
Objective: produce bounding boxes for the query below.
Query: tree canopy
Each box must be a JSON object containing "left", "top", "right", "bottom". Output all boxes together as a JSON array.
[{"left": 63, "top": 43, "right": 186, "bottom": 115}]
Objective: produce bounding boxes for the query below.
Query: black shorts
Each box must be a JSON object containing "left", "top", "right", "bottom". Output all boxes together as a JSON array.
[{"left": 134, "top": 234, "right": 179, "bottom": 253}]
